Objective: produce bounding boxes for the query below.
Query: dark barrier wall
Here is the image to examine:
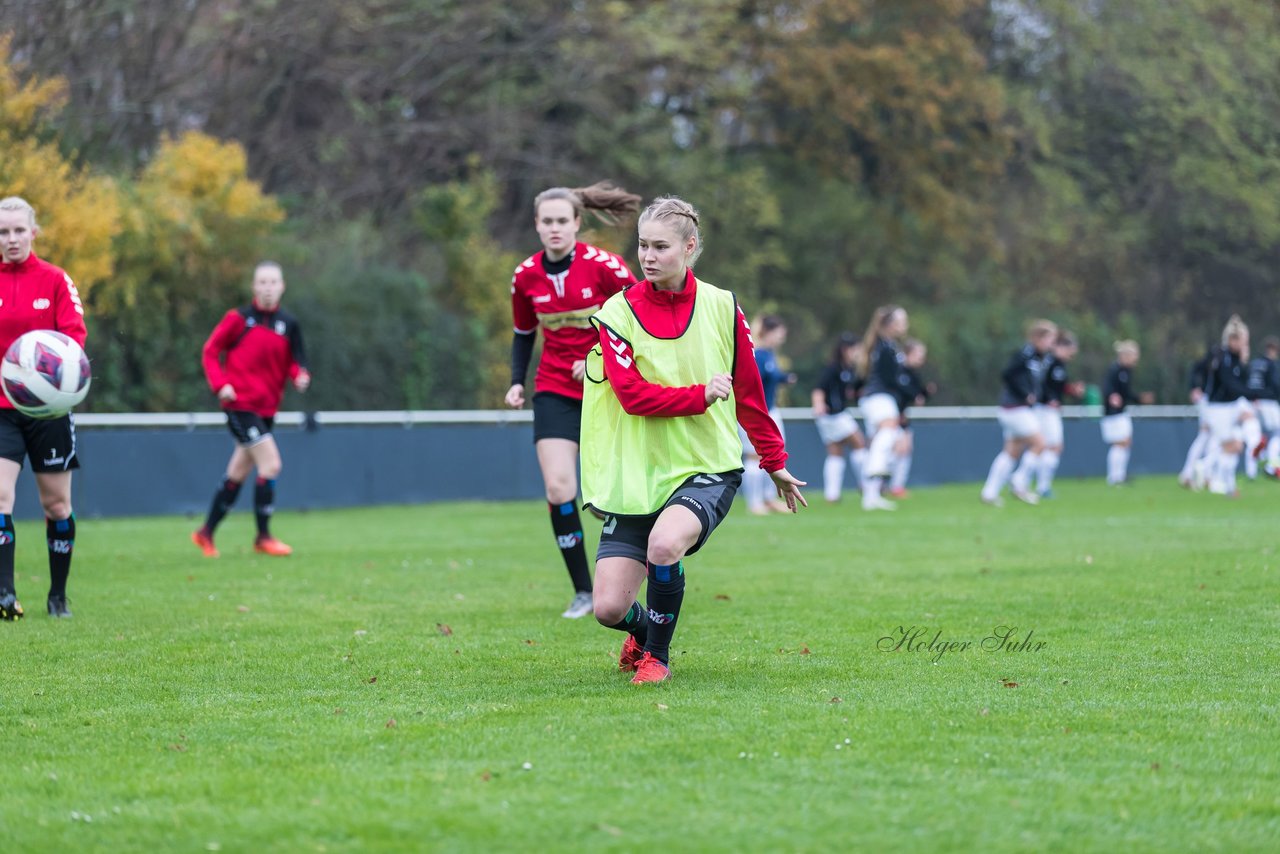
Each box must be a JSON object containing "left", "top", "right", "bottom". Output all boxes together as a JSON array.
[{"left": 18, "top": 413, "right": 1204, "bottom": 519}]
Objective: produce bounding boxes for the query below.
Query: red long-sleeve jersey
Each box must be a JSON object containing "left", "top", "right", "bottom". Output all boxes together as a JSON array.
[
  {"left": 597, "top": 272, "right": 788, "bottom": 472},
  {"left": 0, "top": 252, "right": 88, "bottom": 412},
  {"left": 512, "top": 242, "right": 633, "bottom": 400},
  {"left": 202, "top": 302, "right": 307, "bottom": 418}
]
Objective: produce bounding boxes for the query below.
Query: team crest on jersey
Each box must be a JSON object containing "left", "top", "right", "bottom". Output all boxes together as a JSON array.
[
  {"left": 581, "top": 287, "right": 593, "bottom": 299},
  {"left": 32, "top": 298, "right": 50, "bottom": 310},
  {"left": 275, "top": 320, "right": 287, "bottom": 335}
]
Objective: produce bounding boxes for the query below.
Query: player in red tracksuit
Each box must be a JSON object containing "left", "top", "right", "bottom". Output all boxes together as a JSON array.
[
  {"left": 0, "top": 197, "right": 87, "bottom": 620},
  {"left": 192, "top": 261, "right": 310, "bottom": 558},
  {"left": 504, "top": 182, "right": 641, "bottom": 619}
]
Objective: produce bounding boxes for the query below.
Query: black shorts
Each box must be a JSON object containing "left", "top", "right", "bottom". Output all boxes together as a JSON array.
[
  {"left": 0, "top": 409, "right": 81, "bottom": 472},
  {"left": 225, "top": 410, "right": 275, "bottom": 447},
  {"left": 595, "top": 470, "right": 742, "bottom": 564},
  {"left": 532, "top": 391, "right": 582, "bottom": 444}
]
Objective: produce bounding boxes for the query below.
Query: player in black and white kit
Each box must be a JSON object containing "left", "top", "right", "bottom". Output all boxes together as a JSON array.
[
  {"left": 1249, "top": 335, "right": 1280, "bottom": 478},
  {"left": 1201, "top": 316, "right": 1255, "bottom": 497},
  {"left": 811, "top": 332, "right": 867, "bottom": 503},
  {"left": 855, "top": 305, "right": 911, "bottom": 511},
  {"left": 1011, "top": 330, "right": 1079, "bottom": 498},
  {"left": 887, "top": 339, "right": 934, "bottom": 498},
  {"left": 1245, "top": 336, "right": 1280, "bottom": 479},
  {"left": 1100, "top": 340, "right": 1147, "bottom": 485},
  {"left": 981, "top": 320, "right": 1057, "bottom": 506},
  {"left": 1178, "top": 349, "right": 1214, "bottom": 489}
]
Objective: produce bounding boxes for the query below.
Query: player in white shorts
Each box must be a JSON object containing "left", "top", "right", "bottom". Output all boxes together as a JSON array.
[
  {"left": 1178, "top": 350, "right": 1214, "bottom": 489},
  {"left": 1200, "top": 316, "right": 1254, "bottom": 497},
  {"left": 1012, "top": 330, "right": 1080, "bottom": 498},
  {"left": 811, "top": 332, "right": 867, "bottom": 503},
  {"left": 1100, "top": 340, "right": 1151, "bottom": 485},
  {"left": 981, "top": 320, "right": 1057, "bottom": 506},
  {"left": 854, "top": 306, "right": 912, "bottom": 511},
  {"left": 1244, "top": 336, "right": 1280, "bottom": 479}
]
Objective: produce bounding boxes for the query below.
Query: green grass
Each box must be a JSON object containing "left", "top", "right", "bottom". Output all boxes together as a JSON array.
[{"left": 3, "top": 478, "right": 1278, "bottom": 852}]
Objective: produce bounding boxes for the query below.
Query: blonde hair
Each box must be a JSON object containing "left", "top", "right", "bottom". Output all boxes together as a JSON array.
[
  {"left": 1222, "top": 314, "right": 1248, "bottom": 346},
  {"left": 638, "top": 196, "right": 703, "bottom": 266},
  {"left": 0, "top": 197, "right": 37, "bottom": 228},
  {"left": 854, "top": 305, "right": 905, "bottom": 374},
  {"left": 1114, "top": 339, "right": 1140, "bottom": 359},
  {"left": 1027, "top": 319, "right": 1058, "bottom": 342},
  {"left": 534, "top": 181, "right": 642, "bottom": 227}
]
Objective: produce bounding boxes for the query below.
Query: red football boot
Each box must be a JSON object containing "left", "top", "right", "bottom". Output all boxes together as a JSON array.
[
  {"left": 619, "top": 635, "right": 645, "bottom": 672},
  {"left": 630, "top": 652, "right": 670, "bottom": 684}
]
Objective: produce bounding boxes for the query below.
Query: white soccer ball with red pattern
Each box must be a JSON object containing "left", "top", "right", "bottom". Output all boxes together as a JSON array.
[{"left": 1, "top": 330, "right": 92, "bottom": 419}]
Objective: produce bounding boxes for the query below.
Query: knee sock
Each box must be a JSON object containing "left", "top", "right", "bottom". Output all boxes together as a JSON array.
[
  {"left": 850, "top": 448, "right": 867, "bottom": 486},
  {"left": 1180, "top": 430, "right": 1210, "bottom": 480},
  {"left": 823, "top": 455, "right": 846, "bottom": 501},
  {"left": 1011, "top": 451, "right": 1040, "bottom": 493},
  {"left": 1107, "top": 445, "right": 1130, "bottom": 485},
  {"left": 1038, "top": 450, "right": 1060, "bottom": 494},
  {"left": 550, "top": 502, "right": 592, "bottom": 593},
  {"left": 890, "top": 453, "right": 912, "bottom": 491},
  {"left": 202, "top": 477, "right": 243, "bottom": 535},
  {"left": 47, "top": 516, "right": 74, "bottom": 598},
  {"left": 605, "top": 600, "right": 650, "bottom": 646},
  {"left": 866, "top": 427, "right": 897, "bottom": 478},
  {"left": 0, "top": 514, "right": 13, "bottom": 593},
  {"left": 1218, "top": 452, "right": 1240, "bottom": 494},
  {"left": 254, "top": 477, "right": 275, "bottom": 538},
  {"left": 644, "top": 561, "right": 685, "bottom": 665},
  {"left": 982, "top": 452, "right": 1016, "bottom": 500}
]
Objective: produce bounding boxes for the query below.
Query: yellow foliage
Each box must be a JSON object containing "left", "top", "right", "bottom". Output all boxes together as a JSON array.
[
  {"left": 0, "top": 34, "right": 66, "bottom": 134},
  {"left": 0, "top": 36, "right": 120, "bottom": 293}
]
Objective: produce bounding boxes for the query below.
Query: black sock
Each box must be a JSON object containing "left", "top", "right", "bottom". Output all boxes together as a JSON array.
[
  {"left": 203, "top": 477, "right": 243, "bottom": 534},
  {"left": 0, "top": 514, "right": 14, "bottom": 593},
  {"left": 644, "top": 561, "right": 685, "bottom": 665},
  {"left": 549, "top": 502, "right": 592, "bottom": 593},
  {"left": 47, "top": 516, "right": 75, "bottom": 598},
  {"left": 606, "top": 600, "right": 650, "bottom": 646},
  {"left": 254, "top": 477, "right": 275, "bottom": 538}
]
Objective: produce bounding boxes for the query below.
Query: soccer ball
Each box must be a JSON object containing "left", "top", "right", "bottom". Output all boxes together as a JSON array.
[{"left": 1, "top": 330, "right": 92, "bottom": 419}]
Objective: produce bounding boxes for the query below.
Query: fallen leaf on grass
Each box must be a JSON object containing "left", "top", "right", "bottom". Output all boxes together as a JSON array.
[
  {"left": 1001, "top": 680, "right": 1019, "bottom": 688},
  {"left": 480, "top": 771, "right": 491, "bottom": 782},
  {"left": 714, "top": 594, "right": 731, "bottom": 601},
  {"left": 236, "top": 605, "right": 250, "bottom": 613},
  {"left": 186, "top": 576, "right": 195, "bottom": 583},
  {"left": 523, "top": 639, "right": 537, "bottom": 646},
  {"left": 334, "top": 708, "right": 344, "bottom": 715},
  {"left": 979, "top": 708, "right": 989, "bottom": 716},
  {"left": 437, "top": 623, "right": 453, "bottom": 636},
  {"left": 385, "top": 719, "right": 397, "bottom": 729},
  {"left": 168, "top": 743, "right": 186, "bottom": 752},
  {"left": 597, "top": 823, "right": 624, "bottom": 837},
  {"left": 829, "top": 697, "right": 842, "bottom": 704},
  {"left": 1150, "top": 762, "right": 1160, "bottom": 771},
  {"left": 655, "top": 703, "right": 668, "bottom": 711},
  {"left": 368, "top": 676, "right": 378, "bottom": 684},
  {"left": 800, "top": 646, "right": 811, "bottom": 655}
]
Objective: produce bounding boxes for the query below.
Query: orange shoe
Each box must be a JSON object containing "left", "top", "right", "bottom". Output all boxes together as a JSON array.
[
  {"left": 630, "top": 652, "right": 670, "bottom": 684},
  {"left": 191, "top": 529, "right": 219, "bottom": 558},
  {"left": 253, "top": 536, "right": 293, "bottom": 556},
  {"left": 619, "top": 635, "right": 645, "bottom": 672}
]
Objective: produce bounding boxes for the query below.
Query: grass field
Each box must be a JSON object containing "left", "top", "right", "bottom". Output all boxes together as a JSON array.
[{"left": 2, "top": 477, "right": 1278, "bottom": 852}]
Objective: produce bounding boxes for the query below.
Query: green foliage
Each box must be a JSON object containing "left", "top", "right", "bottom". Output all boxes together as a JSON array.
[
  {"left": 416, "top": 169, "right": 522, "bottom": 405},
  {"left": 267, "top": 218, "right": 485, "bottom": 411},
  {"left": 88, "top": 133, "right": 285, "bottom": 412}
]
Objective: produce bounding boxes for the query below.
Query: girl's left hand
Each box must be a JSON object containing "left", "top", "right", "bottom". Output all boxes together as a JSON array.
[{"left": 768, "top": 468, "right": 809, "bottom": 513}]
